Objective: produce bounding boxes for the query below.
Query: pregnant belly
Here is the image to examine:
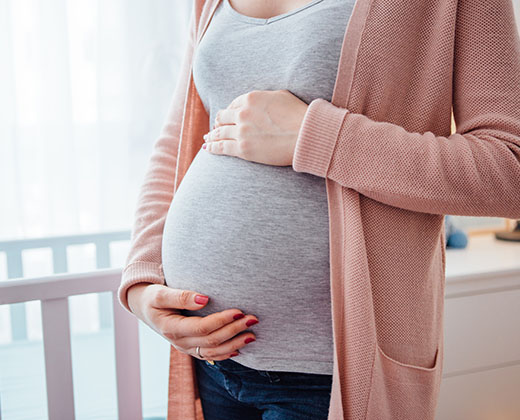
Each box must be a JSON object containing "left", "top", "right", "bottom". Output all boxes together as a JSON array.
[{"left": 161, "top": 148, "right": 331, "bottom": 324}]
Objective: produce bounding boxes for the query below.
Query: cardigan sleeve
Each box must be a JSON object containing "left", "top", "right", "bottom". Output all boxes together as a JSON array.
[
  {"left": 117, "top": 8, "right": 197, "bottom": 315},
  {"left": 292, "top": 0, "right": 520, "bottom": 219}
]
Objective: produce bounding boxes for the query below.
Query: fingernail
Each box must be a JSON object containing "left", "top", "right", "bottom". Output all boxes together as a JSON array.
[
  {"left": 202, "top": 143, "right": 207, "bottom": 149},
  {"left": 233, "top": 313, "right": 245, "bottom": 320},
  {"left": 194, "top": 295, "right": 209, "bottom": 305},
  {"left": 230, "top": 352, "right": 239, "bottom": 357},
  {"left": 244, "top": 337, "right": 255, "bottom": 344},
  {"left": 245, "top": 319, "right": 258, "bottom": 327}
]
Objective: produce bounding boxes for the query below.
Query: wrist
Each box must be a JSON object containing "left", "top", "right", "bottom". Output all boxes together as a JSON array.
[{"left": 127, "top": 282, "right": 151, "bottom": 317}]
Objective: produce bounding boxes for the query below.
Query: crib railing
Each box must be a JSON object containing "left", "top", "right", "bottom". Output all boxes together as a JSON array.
[
  {"left": 0, "top": 268, "right": 142, "bottom": 420},
  {"left": 0, "top": 230, "right": 131, "bottom": 341}
]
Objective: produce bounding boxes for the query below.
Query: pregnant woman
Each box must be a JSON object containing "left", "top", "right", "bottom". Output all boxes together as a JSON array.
[
  {"left": 119, "top": 0, "right": 520, "bottom": 419},
  {"left": 161, "top": 0, "right": 352, "bottom": 418}
]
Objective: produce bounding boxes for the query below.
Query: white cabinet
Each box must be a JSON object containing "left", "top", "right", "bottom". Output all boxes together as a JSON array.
[{"left": 437, "top": 233, "right": 520, "bottom": 420}]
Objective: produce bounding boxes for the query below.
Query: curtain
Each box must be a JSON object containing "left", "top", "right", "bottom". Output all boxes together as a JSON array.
[
  {"left": 0, "top": 2, "right": 192, "bottom": 418},
  {"left": 0, "top": 0, "right": 192, "bottom": 241}
]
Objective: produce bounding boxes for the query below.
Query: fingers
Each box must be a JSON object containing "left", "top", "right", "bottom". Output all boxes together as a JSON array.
[
  {"left": 160, "top": 308, "right": 248, "bottom": 341},
  {"left": 149, "top": 286, "right": 261, "bottom": 361},
  {"left": 204, "top": 139, "right": 240, "bottom": 157},
  {"left": 203, "top": 125, "right": 237, "bottom": 143},
  {"left": 214, "top": 106, "right": 242, "bottom": 127},
  {"left": 192, "top": 328, "right": 257, "bottom": 361},
  {"left": 152, "top": 286, "right": 211, "bottom": 311},
  {"left": 175, "top": 312, "right": 259, "bottom": 351}
]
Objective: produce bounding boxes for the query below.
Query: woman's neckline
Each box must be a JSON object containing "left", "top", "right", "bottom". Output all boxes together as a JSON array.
[{"left": 223, "top": 0, "right": 325, "bottom": 25}]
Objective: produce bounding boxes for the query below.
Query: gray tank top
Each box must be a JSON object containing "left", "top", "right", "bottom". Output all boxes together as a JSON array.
[{"left": 162, "top": 0, "right": 354, "bottom": 375}]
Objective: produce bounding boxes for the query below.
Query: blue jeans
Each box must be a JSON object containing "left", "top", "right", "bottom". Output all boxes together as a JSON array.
[{"left": 194, "top": 357, "right": 333, "bottom": 420}]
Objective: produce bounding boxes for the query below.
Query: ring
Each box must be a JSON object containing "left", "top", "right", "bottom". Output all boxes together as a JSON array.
[{"left": 196, "top": 346, "right": 215, "bottom": 365}]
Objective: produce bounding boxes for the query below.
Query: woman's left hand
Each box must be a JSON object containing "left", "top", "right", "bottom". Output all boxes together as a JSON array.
[{"left": 203, "top": 89, "right": 309, "bottom": 167}]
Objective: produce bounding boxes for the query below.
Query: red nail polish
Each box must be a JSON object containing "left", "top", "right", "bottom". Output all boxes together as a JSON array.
[
  {"left": 245, "top": 319, "right": 258, "bottom": 327},
  {"left": 194, "top": 295, "right": 209, "bottom": 305},
  {"left": 230, "top": 352, "right": 239, "bottom": 357},
  {"left": 233, "top": 313, "right": 245, "bottom": 320},
  {"left": 244, "top": 337, "right": 255, "bottom": 344}
]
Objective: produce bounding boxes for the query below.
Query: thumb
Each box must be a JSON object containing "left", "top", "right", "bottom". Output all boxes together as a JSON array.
[{"left": 159, "top": 287, "right": 210, "bottom": 311}]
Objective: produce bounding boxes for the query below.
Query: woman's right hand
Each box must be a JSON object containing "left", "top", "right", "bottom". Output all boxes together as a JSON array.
[{"left": 126, "top": 283, "right": 259, "bottom": 361}]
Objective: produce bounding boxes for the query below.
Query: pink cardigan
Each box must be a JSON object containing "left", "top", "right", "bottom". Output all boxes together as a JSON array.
[{"left": 118, "top": 0, "right": 520, "bottom": 418}]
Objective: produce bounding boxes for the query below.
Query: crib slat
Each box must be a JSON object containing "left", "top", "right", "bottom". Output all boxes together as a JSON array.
[
  {"left": 6, "top": 250, "right": 27, "bottom": 341},
  {"left": 112, "top": 291, "right": 142, "bottom": 420},
  {"left": 95, "top": 241, "right": 111, "bottom": 269},
  {"left": 52, "top": 244, "right": 68, "bottom": 274},
  {"left": 41, "top": 297, "right": 75, "bottom": 420},
  {"left": 96, "top": 241, "right": 113, "bottom": 329}
]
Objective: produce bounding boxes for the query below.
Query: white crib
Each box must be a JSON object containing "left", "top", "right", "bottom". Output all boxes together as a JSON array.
[{"left": 0, "top": 231, "right": 148, "bottom": 420}]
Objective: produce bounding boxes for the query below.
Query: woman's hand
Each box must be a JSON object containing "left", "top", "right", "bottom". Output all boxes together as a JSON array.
[
  {"left": 127, "top": 283, "right": 259, "bottom": 361},
  {"left": 203, "top": 89, "right": 309, "bottom": 167}
]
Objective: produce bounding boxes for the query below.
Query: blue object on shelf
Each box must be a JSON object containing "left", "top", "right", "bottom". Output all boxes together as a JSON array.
[{"left": 444, "top": 215, "right": 468, "bottom": 249}]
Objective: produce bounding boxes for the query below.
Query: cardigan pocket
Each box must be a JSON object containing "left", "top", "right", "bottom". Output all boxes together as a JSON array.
[{"left": 365, "top": 341, "right": 442, "bottom": 420}]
